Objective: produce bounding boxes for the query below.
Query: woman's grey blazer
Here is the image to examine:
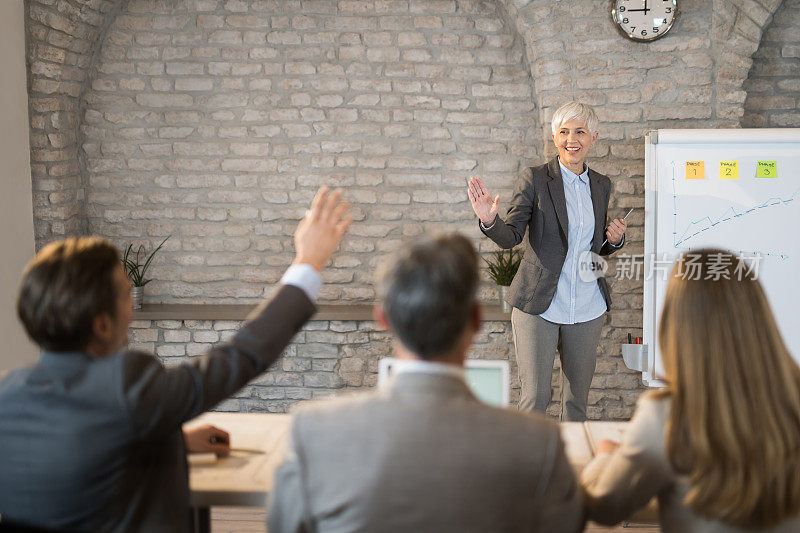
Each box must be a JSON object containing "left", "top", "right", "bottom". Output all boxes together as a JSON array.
[{"left": 482, "top": 157, "right": 623, "bottom": 316}]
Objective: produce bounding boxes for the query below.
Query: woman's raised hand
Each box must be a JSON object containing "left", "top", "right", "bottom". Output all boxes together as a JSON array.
[{"left": 467, "top": 177, "right": 500, "bottom": 226}]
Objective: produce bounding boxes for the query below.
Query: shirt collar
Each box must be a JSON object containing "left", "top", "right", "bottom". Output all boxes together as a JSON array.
[
  {"left": 37, "top": 350, "right": 97, "bottom": 370},
  {"left": 558, "top": 157, "right": 589, "bottom": 185},
  {"left": 391, "top": 358, "right": 465, "bottom": 380}
]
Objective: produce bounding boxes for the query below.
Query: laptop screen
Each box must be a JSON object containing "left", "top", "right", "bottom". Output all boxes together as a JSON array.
[
  {"left": 464, "top": 366, "right": 507, "bottom": 407},
  {"left": 377, "top": 358, "right": 510, "bottom": 407}
]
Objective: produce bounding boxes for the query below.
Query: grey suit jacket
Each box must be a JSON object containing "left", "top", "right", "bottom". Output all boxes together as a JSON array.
[
  {"left": 482, "top": 158, "right": 623, "bottom": 316},
  {"left": 581, "top": 394, "right": 800, "bottom": 532},
  {"left": 0, "top": 284, "right": 315, "bottom": 533},
  {"left": 268, "top": 371, "right": 583, "bottom": 533}
]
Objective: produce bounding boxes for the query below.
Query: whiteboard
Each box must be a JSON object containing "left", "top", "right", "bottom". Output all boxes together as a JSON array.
[{"left": 643, "top": 129, "right": 800, "bottom": 386}]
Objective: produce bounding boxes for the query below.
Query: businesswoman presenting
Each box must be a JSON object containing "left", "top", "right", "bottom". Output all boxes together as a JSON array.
[{"left": 468, "top": 102, "right": 626, "bottom": 421}]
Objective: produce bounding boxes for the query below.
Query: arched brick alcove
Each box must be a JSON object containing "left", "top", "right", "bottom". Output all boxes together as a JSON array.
[
  {"left": 25, "top": 0, "right": 126, "bottom": 243},
  {"left": 79, "top": 0, "right": 540, "bottom": 302}
]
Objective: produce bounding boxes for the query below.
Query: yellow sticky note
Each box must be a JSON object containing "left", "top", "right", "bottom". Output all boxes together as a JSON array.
[
  {"left": 685, "top": 161, "right": 705, "bottom": 179},
  {"left": 757, "top": 161, "right": 777, "bottom": 178},
  {"left": 719, "top": 161, "right": 738, "bottom": 180}
]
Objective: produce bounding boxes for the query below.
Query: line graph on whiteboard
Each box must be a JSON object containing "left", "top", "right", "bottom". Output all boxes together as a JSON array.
[{"left": 669, "top": 161, "right": 797, "bottom": 260}]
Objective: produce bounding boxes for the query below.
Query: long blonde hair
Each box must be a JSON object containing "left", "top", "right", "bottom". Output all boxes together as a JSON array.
[{"left": 658, "top": 249, "right": 800, "bottom": 527}]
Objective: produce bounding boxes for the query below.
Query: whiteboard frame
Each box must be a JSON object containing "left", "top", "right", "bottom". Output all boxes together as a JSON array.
[
  {"left": 653, "top": 128, "right": 800, "bottom": 144},
  {"left": 643, "top": 131, "right": 665, "bottom": 387},
  {"left": 642, "top": 128, "right": 800, "bottom": 387}
]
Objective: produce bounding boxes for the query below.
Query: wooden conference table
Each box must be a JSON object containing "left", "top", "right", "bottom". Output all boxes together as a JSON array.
[{"left": 184, "top": 413, "right": 634, "bottom": 533}]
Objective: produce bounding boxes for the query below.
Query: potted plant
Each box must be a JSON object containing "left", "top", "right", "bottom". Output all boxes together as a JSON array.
[
  {"left": 484, "top": 248, "right": 521, "bottom": 312},
  {"left": 122, "top": 236, "right": 169, "bottom": 310}
]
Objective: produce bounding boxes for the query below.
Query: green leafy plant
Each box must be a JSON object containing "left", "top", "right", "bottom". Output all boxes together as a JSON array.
[
  {"left": 484, "top": 248, "right": 522, "bottom": 286},
  {"left": 122, "top": 236, "right": 169, "bottom": 287}
]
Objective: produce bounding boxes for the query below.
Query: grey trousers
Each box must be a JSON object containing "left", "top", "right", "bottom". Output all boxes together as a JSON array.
[{"left": 511, "top": 309, "right": 604, "bottom": 421}]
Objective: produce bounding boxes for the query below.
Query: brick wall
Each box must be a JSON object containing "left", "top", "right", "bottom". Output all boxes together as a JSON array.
[
  {"left": 81, "top": 0, "right": 539, "bottom": 303},
  {"left": 24, "top": 0, "right": 795, "bottom": 419},
  {"left": 128, "top": 317, "right": 638, "bottom": 418},
  {"left": 742, "top": 0, "right": 800, "bottom": 127}
]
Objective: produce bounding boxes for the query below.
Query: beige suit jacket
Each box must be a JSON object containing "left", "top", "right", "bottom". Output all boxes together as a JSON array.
[
  {"left": 268, "top": 371, "right": 583, "bottom": 533},
  {"left": 581, "top": 394, "right": 800, "bottom": 532}
]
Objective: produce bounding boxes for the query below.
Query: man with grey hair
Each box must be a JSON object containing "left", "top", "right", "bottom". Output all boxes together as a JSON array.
[{"left": 267, "top": 233, "right": 583, "bottom": 533}]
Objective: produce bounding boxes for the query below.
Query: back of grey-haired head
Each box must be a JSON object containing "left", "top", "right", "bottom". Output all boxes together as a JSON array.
[
  {"left": 377, "top": 233, "right": 478, "bottom": 360},
  {"left": 550, "top": 101, "right": 599, "bottom": 135}
]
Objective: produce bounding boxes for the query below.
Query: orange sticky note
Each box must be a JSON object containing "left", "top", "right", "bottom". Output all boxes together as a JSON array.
[
  {"left": 685, "top": 161, "right": 705, "bottom": 179},
  {"left": 719, "top": 161, "right": 739, "bottom": 180}
]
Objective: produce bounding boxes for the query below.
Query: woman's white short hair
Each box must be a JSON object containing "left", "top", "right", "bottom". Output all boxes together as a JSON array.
[{"left": 551, "top": 102, "right": 599, "bottom": 136}]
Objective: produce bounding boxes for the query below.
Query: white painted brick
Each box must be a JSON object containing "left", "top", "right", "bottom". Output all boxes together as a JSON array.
[
  {"left": 194, "top": 330, "right": 220, "bottom": 343},
  {"left": 136, "top": 93, "right": 192, "bottom": 107},
  {"left": 164, "top": 330, "right": 191, "bottom": 343},
  {"left": 174, "top": 78, "right": 213, "bottom": 91},
  {"left": 157, "top": 344, "right": 186, "bottom": 357}
]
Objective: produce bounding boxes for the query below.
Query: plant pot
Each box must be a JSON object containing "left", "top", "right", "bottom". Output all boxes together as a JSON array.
[
  {"left": 132, "top": 286, "right": 144, "bottom": 310},
  {"left": 498, "top": 285, "right": 511, "bottom": 313}
]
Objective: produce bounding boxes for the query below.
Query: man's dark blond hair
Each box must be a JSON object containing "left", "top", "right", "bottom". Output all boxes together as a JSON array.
[{"left": 17, "top": 237, "right": 121, "bottom": 352}]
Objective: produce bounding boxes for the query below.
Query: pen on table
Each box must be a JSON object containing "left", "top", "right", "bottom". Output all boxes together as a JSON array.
[
  {"left": 230, "top": 447, "right": 265, "bottom": 455},
  {"left": 209, "top": 435, "right": 263, "bottom": 454},
  {"left": 601, "top": 207, "right": 634, "bottom": 247}
]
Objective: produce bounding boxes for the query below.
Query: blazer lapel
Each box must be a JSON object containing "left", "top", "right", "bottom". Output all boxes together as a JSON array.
[
  {"left": 546, "top": 158, "right": 569, "bottom": 242},
  {"left": 587, "top": 168, "right": 607, "bottom": 252}
]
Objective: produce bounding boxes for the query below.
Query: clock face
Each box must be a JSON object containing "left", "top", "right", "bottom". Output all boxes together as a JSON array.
[{"left": 611, "top": 0, "right": 677, "bottom": 42}]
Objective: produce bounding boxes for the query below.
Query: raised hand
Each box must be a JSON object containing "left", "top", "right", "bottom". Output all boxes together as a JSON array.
[
  {"left": 467, "top": 177, "right": 500, "bottom": 226},
  {"left": 293, "top": 186, "right": 352, "bottom": 272}
]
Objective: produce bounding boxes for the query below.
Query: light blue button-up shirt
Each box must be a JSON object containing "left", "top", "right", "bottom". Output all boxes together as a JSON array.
[{"left": 539, "top": 160, "right": 607, "bottom": 325}]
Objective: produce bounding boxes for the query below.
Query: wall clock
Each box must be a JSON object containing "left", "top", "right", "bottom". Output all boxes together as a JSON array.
[{"left": 611, "top": 0, "right": 678, "bottom": 42}]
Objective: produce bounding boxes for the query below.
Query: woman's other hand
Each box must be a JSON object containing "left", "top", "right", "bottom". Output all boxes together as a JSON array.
[
  {"left": 467, "top": 176, "right": 500, "bottom": 226},
  {"left": 606, "top": 218, "right": 627, "bottom": 245}
]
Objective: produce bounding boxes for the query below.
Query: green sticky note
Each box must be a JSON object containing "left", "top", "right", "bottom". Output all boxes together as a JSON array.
[{"left": 757, "top": 161, "right": 777, "bottom": 178}]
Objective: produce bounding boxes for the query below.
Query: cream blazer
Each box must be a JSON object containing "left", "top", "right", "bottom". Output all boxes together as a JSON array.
[{"left": 581, "top": 394, "right": 800, "bottom": 532}]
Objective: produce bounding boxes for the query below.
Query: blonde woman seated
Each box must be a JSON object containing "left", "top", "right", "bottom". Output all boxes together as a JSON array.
[{"left": 581, "top": 249, "right": 800, "bottom": 532}]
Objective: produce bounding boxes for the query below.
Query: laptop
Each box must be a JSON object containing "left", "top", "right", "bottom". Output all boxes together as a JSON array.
[{"left": 377, "top": 357, "right": 510, "bottom": 407}]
